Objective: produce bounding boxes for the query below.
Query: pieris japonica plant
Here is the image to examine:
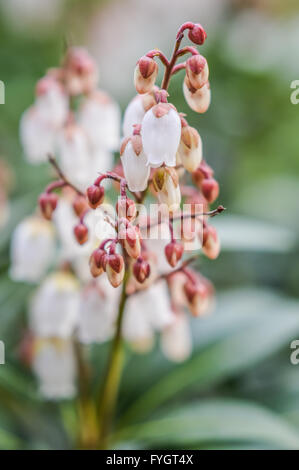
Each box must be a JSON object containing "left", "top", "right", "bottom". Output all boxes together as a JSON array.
[{"left": 11, "top": 22, "right": 225, "bottom": 449}]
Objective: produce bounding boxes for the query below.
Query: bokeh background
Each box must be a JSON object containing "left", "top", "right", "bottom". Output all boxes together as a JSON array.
[{"left": 1, "top": 0, "right": 299, "bottom": 450}]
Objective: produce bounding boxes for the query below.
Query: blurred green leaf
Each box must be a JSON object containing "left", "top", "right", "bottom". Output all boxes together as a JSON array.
[{"left": 116, "top": 399, "right": 299, "bottom": 450}]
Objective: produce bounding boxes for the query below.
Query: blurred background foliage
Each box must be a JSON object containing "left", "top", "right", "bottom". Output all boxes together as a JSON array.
[{"left": 0, "top": 0, "right": 299, "bottom": 450}]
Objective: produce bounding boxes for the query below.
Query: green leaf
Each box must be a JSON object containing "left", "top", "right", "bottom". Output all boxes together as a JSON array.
[
  {"left": 116, "top": 399, "right": 299, "bottom": 450},
  {"left": 121, "top": 290, "right": 299, "bottom": 425}
]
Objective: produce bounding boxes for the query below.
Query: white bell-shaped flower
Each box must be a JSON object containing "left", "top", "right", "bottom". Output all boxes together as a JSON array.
[
  {"left": 35, "top": 76, "right": 69, "bottom": 128},
  {"left": 29, "top": 271, "right": 80, "bottom": 338},
  {"left": 20, "top": 106, "right": 56, "bottom": 164},
  {"left": 78, "top": 277, "right": 120, "bottom": 344},
  {"left": 10, "top": 215, "right": 55, "bottom": 283},
  {"left": 32, "top": 338, "right": 76, "bottom": 400},
  {"left": 141, "top": 102, "right": 181, "bottom": 168},
  {"left": 161, "top": 312, "right": 192, "bottom": 362},
  {"left": 122, "top": 92, "right": 156, "bottom": 137},
  {"left": 120, "top": 127, "right": 150, "bottom": 192},
  {"left": 78, "top": 90, "right": 120, "bottom": 152}
]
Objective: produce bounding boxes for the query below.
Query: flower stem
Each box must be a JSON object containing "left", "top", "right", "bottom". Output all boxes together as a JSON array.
[{"left": 97, "top": 270, "right": 129, "bottom": 449}]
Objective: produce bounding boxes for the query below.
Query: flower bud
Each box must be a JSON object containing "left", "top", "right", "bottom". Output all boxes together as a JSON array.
[
  {"left": 188, "top": 23, "right": 207, "bottom": 45},
  {"left": 106, "top": 253, "right": 125, "bottom": 288},
  {"left": 201, "top": 178, "right": 219, "bottom": 203},
  {"left": 202, "top": 225, "right": 220, "bottom": 259},
  {"left": 183, "top": 77, "right": 211, "bottom": 114},
  {"left": 134, "top": 56, "right": 158, "bottom": 94},
  {"left": 178, "top": 124, "right": 203, "bottom": 172},
  {"left": 119, "top": 222, "right": 141, "bottom": 259},
  {"left": 165, "top": 241, "right": 184, "bottom": 268},
  {"left": 74, "top": 223, "right": 88, "bottom": 245},
  {"left": 141, "top": 103, "right": 181, "bottom": 168},
  {"left": 152, "top": 167, "right": 181, "bottom": 213},
  {"left": 186, "top": 55, "right": 209, "bottom": 90},
  {"left": 116, "top": 197, "right": 137, "bottom": 221},
  {"left": 87, "top": 184, "right": 105, "bottom": 209},
  {"left": 89, "top": 248, "right": 105, "bottom": 277},
  {"left": 133, "top": 257, "right": 151, "bottom": 284},
  {"left": 73, "top": 194, "right": 88, "bottom": 217},
  {"left": 183, "top": 273, "right": 213, "bottom": 317},
  {"left": 191, "top": 159, "right": 213, "bottom": 188},
  {"left": 63, "top": 47, "right": 99, "bottom": 96},
  {"left": 39, "top": 192, "right": 58, "bottom": 220}
]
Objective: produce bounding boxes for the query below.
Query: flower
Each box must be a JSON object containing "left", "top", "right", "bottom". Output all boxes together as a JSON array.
[
  {"left": 120, "top": 126, "right": 150, "bottom": 192},
  {"left": 202, "top": 224, "right": 220, "bottom": 259},
  {"left": 161, "top": 312, "right": 192, "bottom": 362},
  {"left": 62, "top": 47, "right": 99, "bottom": 96},
  {"left": 78, "top": 90, "right": 120, "bottom": 152},
  {"left": 106, "top": 253, "right": 125, "bottom": 288},
  {"left": 29, "top": 271, "right": 80, "bottom": 338},
  {"left": 152, "top": 167, "right": 181, "bottom": 213},
  {"left": 183, "top": 78, "right": 211, "bottom": 114},
  {"left": 35, "top": 75, "right": 69, "bottom": 128},
  {"left": 141, "top": 102, "right": 181, "bottom": 167},
  {"left": 77, "top": 278, "right": 120, "bottom": 344},
  {"left": 32, "top": 338, "right": 76, "bottom": 400},
  {"left": 178, "top": 122, "right": 203, "bottom": 172},
  {"left": 183, "top": 271, "right": 214, "bottom": 317},
  {"left": 134, "top": 56, "right": 158, "bottom": 94},
  {"left": 10, "top": 216, "right": 55, "bottom": 283},
  {"left": 185, "top": 55, "right": 209, "bottom": 90},
  {"left": 122, "top": 92, "right": 156, "bottom": 137}
]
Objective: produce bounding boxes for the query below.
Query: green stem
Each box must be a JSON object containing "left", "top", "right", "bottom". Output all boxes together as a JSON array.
[{"left": 97, "top": 271, "right": 129, "bottom": 449}]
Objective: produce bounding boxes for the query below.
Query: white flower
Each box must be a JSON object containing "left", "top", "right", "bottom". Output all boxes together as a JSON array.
[
  {"left": 20, "top": 106, "right": 56, "bottom": 164},
  {"left": 123, "top": 280, "right": 175, "bottom": 351},
  {"left": 35, "top": 76, "right": 69, "bottom": 128},
  {"left": 32, "top": 338, "right": 76, "bottom": 400},
  {"left": 77, "top": 277, "right": 120, "bottom": 344},
  {"left": 29, "top": 271, "right": 80, "bottom": 338},
  {"left": 122, "top": 93, "right": 156, "bottom": 137},
  {"left": 120, "top": 132, "right": 150, "bottom": 192},
  {"left": 10, "top": 215, "right": 55, "bottom": 283},
  {"left": 178, "top": 125, "right": 203, "bottom": 172},
  {"left": 78, "top": 90, "right": 120, "bottom": 152},
  {"left": 141, "top": 103, "right": 181, "bottom": 167},
  {"left": 161, "top": 312, "right": 192, "bottom": 362},
  {"left": 152, "top": 167, "right": 181, "bottom": 213}
]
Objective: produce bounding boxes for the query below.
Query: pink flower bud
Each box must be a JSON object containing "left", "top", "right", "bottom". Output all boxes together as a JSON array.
[
  {"left": 165, "top": 241, "right": 184, "bottom": 268},
  {"left": 106, "top": 253, "right": 125, "bottom": 288},
  {"left": 202, "top": 225, "right": 220, "bottom": 259},
  {"left": 116, "top": 197, "right": 137, "bottom": 221},
  {"left": 39, "top": 192, "right": 58, "bottom": 220},
  {"left": 89, "top": 249, "right": 105, "bottom": 278},
  {"left": 87, "top": 184, "right": 105, "bottom": 209},
  {"left": 63, "top": 47, "right": 99, "bottom": 95},
  {"left": 183, "top": 77, "right": 211, "bottom": 114},
  {"left": 188, "top": 23, "right": 207, "bottom": 45},
  {"left": 133, "top": 257, "right": 151, "bottom": 284},
  {"left": 73, "top": 194, "right": 88, "bottom": 217},
  {"left": 186, "top": 55, "right": 209, "bottom": 90},
  {"left": 134, "top": 56, "right": 158, "bottom": 94},
  {"left": 74, "top": 223, "right": 88, "bottom": 245},
  {"left": 178, "top": 125, "right": 202, "bottom": 173},
  {"left": 183, "top": 274, "right": 213, "bottom": 317},
  {"left": 201, "top": 178, "right": 219, "bottom": 203},
  {"left": 119, "top": 223, "right": 141, "bottom": 259},
  {"left": 191, "top": 160, "right": 214, "bottom": 188}
]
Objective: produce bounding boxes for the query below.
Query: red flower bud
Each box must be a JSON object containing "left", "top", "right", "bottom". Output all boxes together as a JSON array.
[
  {"left": 74, "top": 223, "right": 88, "bottom": 245},
  {"left": 183, "top": 273, "right": 213, "bottom": 317},
  {"left": 165, "top": 241, "right": 184, "bottom": 268},
  {"left": 201, "top": 178, "right": 219, "bottom": 203},
  {"left": 87, "top": 184, "right": 104, "bottom": 209},
  {"left": 89, "top": 249, "right": 106, "bottom": 277},
  {"left": 39, "top": 192, "right": 58, "bottom": 220},
  {"left": 73, "top": 194, "right": 88, "bottom": 216},
  {"left": 188, "top": 23, "right": 207, "bottom": 45},
  {"left": 119, "top": 222, "right": 141, "bottom": 259},
  {"left": 133, "top": 257, "right": 151, "bottom": 284},
  {"left": 116, "top": 197, "right": 137, "bottom": 221},
  {"left": 134, "top": 56, "right": 158, "bottom": 94},
  {"left": 106, "top": 253, "right": 125, "bottom": 288}
]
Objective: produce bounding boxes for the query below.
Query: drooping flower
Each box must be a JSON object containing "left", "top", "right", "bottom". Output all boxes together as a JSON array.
[
  {"left": 161, "top": 312, "right": 192, "bottom": 362},
  {"left": 120, "top": 125, "right": 150, "bottom": 192},
  {"left": 62, "top": 47, "right": 99, "bottom": 96},
  {"left": 10, "top": 215, "right": 55, "bottom": 283},
  {"left": 122, "top": 92, "right": 156, "bottom": 137},
  {"left": 134, "top": 56, "right": 158, "bottom": 94},
  {"left": 32, "top": 338, "right": 77, "bottom": 400},
  {"left": 141, "top": 102, "right": 181, "bottom": 168},
  {"left": 178, "top": 122, "right": 203, "bottom": 172},
  {"left": 202, "top": 224, "right": 220, "bottom": 259},
  {"left": 29, "top": 271, "right": 80, "bottom": 338},
  {"left": 152, "top": 167, "right": 181, "bottom": 213},
  {"left": 185, "top": 55, "right": 209, "bottom": 91},
  {"left": 35, "top": 75, "right": 69, "bottom": 128},
  {"left": 183, "top": 78, "right": 211, "bottom": 114}
]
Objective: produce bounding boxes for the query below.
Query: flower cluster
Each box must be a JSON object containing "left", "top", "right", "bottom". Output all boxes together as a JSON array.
[{"left": 11, "top": 23, "right": 224, "bottom": 400}]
